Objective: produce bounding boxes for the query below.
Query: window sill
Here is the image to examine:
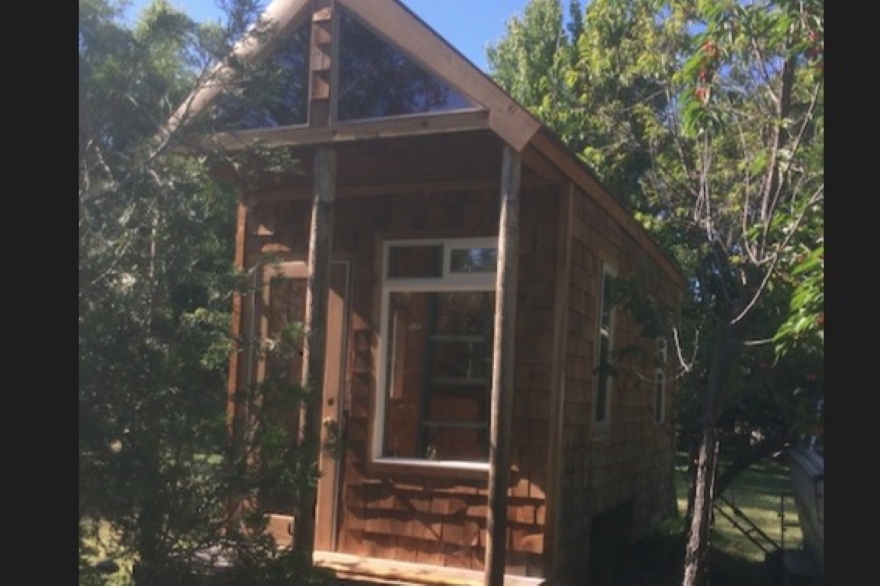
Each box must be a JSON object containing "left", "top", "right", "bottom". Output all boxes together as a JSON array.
[
  {"left": 368, "top": 457, "right": 490, "bottom": 479},
  {"left": 591, "top": 425, "right": 611, "bottom": 439}
]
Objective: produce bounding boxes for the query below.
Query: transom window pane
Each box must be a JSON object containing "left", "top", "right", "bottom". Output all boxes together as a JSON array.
[
  {"left": 450, "top": 247, "right": 498, "bottom": 274},
  {"left": 387, "top": 245, "right": 443, "bottom": 278}
]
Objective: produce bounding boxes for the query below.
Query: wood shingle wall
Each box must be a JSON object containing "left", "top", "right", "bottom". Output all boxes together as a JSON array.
[
  {"left": 335, "top": 186, "right": 554, "bottom": 576},
  {"left": 243, "top": 184, "right": 557, "bottom": 577},
  {"left": 553, "top": 185, "right": 679, "bottom": 581},
  {"left": 238, "top": 174, "right": 679, "bottom": 582}
]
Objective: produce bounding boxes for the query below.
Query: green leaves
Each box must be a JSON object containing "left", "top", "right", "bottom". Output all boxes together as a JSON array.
[
  {"left": 773, "top": 243, "right": 824, "bottom": 358},
  {"left": 79, "top": 1, "right": 291, "bottom": 581}
]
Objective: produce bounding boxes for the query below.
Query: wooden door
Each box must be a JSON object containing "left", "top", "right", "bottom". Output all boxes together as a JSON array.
[{"left": 259, "top": 259, "right": 349, "bottom": 551}]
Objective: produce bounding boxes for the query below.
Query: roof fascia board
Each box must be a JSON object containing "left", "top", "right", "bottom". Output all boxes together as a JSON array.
[
  {"left": 336, "top": 0, "right": 542, "bottom": 152},
  {"left": 530, "top": 129, "right": 687, "bottom": 286},
  {"left": 161, "top": 0, "right": 312, "bottom": 141}
]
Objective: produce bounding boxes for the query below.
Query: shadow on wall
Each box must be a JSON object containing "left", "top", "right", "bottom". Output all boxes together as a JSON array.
[{"left": 587, "top": 501, "right": 634, "bottom": 586}]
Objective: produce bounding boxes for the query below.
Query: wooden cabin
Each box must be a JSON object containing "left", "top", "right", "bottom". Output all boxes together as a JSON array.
[{"left": 175, "top": 1, "right": 687, "bottom": 584}]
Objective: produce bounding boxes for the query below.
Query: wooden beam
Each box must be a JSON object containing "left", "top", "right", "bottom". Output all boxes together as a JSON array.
[
  {"left": 226, "top": 199, "right": 249, "bottom": 441},
  {"left": 294, "top": 147, "right": 337, "bottom": 554},
  {"left": 543, "top": 183, "right": 574, "bottom": 580},
  {"left": 520, "top": 142, "right": 565, "bottom": 184},
  {"left": 201, "top": 110, "right": 491, "bottom": 152},
  {"left": 243, "top": 175, "right": 554, "bottom": 206},
  {"left": 485, "top": 145, "right": 521, "bottom": 586},
  {"left": 245, "top": 178, "right": 500, "bottom": 204},
  {"left": 309, "top": 0, "right": 334, "bottom": 127},
  {"left": 225, "top": 198, "right": 251, "bottom": 526}
]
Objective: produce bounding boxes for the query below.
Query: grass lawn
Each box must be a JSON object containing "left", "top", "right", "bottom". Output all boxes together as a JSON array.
[
  {"left": 620, "top": 451, "right": 805, "bottom": 586},
  {"left": 80, "top": 519, "right": 135, "bottom": 586},
  {"left": 705, "top": 453, "right": 804, "bottom": 575}
]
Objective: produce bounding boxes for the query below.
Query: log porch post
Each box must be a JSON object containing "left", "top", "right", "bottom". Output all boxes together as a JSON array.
[
  {"left": 485, "top": 144, "right": 521, "bottom": 586},
  {"left": 224, "top": 198, "right": 252, "bottom": 528},
  {"left": 294, "top": 146, "right": 337, "bottom": 554},
  {"left": 295, "top": 0, "right": 337, "bottom": 553}
]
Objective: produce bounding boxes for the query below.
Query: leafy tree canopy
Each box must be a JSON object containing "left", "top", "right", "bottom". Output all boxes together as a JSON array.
[{"left": 488, "top": 2, "right": 822, "bottom": 584}]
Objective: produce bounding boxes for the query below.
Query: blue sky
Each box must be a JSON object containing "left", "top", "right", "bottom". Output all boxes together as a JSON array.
[{"left": 124, "top": 0, "right": 532, "bottom": 72}]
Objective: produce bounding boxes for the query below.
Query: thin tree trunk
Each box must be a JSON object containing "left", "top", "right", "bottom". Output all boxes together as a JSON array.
[
  {"left": 136, "top": 204, "right": 166, "bottom": 586},
  {"left": 682, "top": 422, "right": 716, "bottom": 586},
  {"left": 682, "top": 315, "right": 745, "bottom": 586},
  {"left": 685, "top": 427, "right": 700, "bottom": 522}
]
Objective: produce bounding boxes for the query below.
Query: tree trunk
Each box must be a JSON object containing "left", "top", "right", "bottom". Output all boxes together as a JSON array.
[
  {"left": 682, "top": 423, "right": 716, "bottom": 586},
  {"left": 685, "top": 428, "right": 700, "bottom": 522},
  {"left": 682, "top": 315, "right": 745, "bottom": 586},
  {"left": 134, "top": 431, "right": 167, "bottom": 586}
]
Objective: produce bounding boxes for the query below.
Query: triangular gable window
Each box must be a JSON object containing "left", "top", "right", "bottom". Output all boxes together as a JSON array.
[
  {"left": 207, "top": 19, "right": 311, "bottom": 130},
  {"left": 337, "top": 8, "right": 473, "bottom": 121}
]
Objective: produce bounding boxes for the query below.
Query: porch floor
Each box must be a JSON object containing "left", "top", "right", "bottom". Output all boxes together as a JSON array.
[{"left": 314, "top": 551, "right": 546, "bottom": 586}]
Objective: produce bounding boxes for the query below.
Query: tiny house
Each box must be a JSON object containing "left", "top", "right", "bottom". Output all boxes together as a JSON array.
[{"left": 178, "top": 1, "right": 687, "bottom": 584}]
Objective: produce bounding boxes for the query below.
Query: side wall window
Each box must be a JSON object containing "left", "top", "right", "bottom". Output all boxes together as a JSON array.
[
  {"left": 593, "top": 265, "right": 616, "bottom": 430},
  {"left": 653, "top": 369, "right": 666, "bottom": 423},
  {"left": 654, "top": 337, "right": 667, "bottom": 423},
  {"left": 374, "top": 238, "right": 497, "bottom": 468}
]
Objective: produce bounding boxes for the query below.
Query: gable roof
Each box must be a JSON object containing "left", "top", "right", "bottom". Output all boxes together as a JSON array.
[
  {"left": 166, "top": 0, "right": 541, "bottom": 150},
  {"left": 165, "top": 0, "right": 684, "bottom": 286}
]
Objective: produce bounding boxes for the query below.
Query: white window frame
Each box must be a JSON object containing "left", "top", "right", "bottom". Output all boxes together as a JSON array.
[
  {"left": 592, "top": 263, "right": 617, "bottom": 433},
  {"left": 372, "top": 237, "right": 498, "bottom": 471}
]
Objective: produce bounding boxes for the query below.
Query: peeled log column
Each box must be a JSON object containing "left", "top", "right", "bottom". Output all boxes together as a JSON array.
[
  {"left": 485, "top": 144, "right": 521, "bottom": 586},
  {"left": 294, "top": 146, "right": 336, "bottom": 554}
]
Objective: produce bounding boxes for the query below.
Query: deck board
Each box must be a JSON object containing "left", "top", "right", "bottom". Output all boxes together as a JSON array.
[{"left": 314, "top": 551, "right": 546, "bottom": 586}]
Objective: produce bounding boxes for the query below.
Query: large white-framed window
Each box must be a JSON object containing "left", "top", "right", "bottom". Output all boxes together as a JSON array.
[
  {"left": 592, "top": 263, "right": 617, "bottom": 432},
  {"left": 373, "top": 237, "right": 498, "bottom": 470}
]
